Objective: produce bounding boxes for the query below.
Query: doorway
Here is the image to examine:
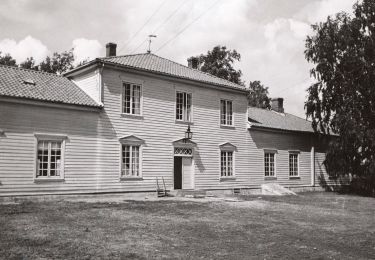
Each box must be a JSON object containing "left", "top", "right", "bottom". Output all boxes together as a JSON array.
[{"left": 173, "top": 157, "right": 194, "bottom": 189}]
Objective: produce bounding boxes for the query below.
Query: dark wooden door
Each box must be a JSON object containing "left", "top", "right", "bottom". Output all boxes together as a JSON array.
[{"left": 174, "top": 157, "right": 182, "bottom": 189}]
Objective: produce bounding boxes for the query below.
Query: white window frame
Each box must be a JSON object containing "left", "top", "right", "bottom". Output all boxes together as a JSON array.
[
  {"left": 34, "top": 134, "right": 66, "bottom": 181},
  {"left": 220, "top": 99, "right": 234, "bottom": 126},
  {"left": 289, "top": 152, "right": 300, "bottom": 177},
  {"left": 264, "top": 149, "right": 277, "bottom": 178},
  {"left": 119, "top": 135, "right": 144, "bottom": 180},
  {"left": 175, "top": 90, "right": 192, "bottom": 122},
  {"left": 219, "top": 142, "right": 236, "bottom": 179},
  {"left": 122, "top": 82, "right": 143, "bottom": 116}
]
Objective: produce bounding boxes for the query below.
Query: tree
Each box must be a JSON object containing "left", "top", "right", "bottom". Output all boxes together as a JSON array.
[
  {"left": 191, "top": 46, "right": 244, "bottom": 85},
  {"left": 304, "top": 0, "right": 375, "bottom": 196},
  {"left": 39, "top": 49, "right": 75, "bottom": 74},
  {"left": 20, "top": 57, "right": 38, "bottom": 71},
  {"left": 248, "top": 81, "right": 271, "bottom": 109},
  {"left": 0, "top": 52, "right": 17, "bottom": 67}
]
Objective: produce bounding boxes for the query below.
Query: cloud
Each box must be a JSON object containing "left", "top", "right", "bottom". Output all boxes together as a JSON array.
[
  {"left": 72, "top": 38, "right": 103, "bottom": 65},
  {"left": 0, "top": 35, "right": 49, "bottom": 64},
  {"left": 296, "top": 0, "right": 356, "bottom": 23}
]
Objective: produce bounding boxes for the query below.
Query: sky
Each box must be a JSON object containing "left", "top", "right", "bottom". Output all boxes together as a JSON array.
[{"left": 0, "top": 0, "right": 357, "bottom": 117}]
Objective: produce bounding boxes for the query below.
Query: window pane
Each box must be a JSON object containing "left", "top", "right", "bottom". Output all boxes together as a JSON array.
[
  {"left": 227, "top": 101, "right": 233, "bottom": 125},
  {"left": 37, "top": 141, "right": 48, "bottom": 177},
  {"left": 123, "top": 84, "right": 131, "bottom": 114},
  {"left": 221, "top": 151, "right": 226, "bottom": 176},
  {"left": 186, "top": 93, "right": 191, "bottom": 122},
  {"left": 220, "top": 100, "right": 226, "bottom": 125},
  {"left": 176, "top": 92, "right": 183, "bottom": 120},
  {"left": 132, "top": 85, "right": 141, "bottom": 115},
  {"left": 132, "top": 146, "right": 139, "bottom": 177},
  {"left": 227, "top": 152, "right": 233, "bottom": 176},
  {"left": 122, "top": 145, "right": 130, "bottom": 176}
]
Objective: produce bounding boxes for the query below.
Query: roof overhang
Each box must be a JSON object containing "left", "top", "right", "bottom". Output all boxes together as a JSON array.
[{"left": 0, "top": 96, "right": 102, "bottom": 112}]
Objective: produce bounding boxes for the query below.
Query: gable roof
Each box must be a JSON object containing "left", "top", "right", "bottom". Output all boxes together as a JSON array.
[
  {"left": 0, "top": 65, "right": 100, "bottom": 108},
  {"left": 248, "top": 107, "right": 314, "bottom": 133},
  {"left": 66, "top": 53, "right": 246, "bottom": 92}
]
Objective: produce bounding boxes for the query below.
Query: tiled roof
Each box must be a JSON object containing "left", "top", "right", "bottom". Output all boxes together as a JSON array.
[
  {"left": 248, "top": 107, "right": 314, "bottom": 133},
  {"left": 98, "top": 53, "right": 245, "bottom": 91},
  {"left": 0, "top": 65, "right": 100, "bottom": 107}
]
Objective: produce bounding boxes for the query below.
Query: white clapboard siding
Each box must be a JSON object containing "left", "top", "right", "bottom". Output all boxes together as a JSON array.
[
  {"left": 0, "top": 66, "right": 327, "bottom": 196},
  {"left": 71, "top": 68, "right": 101, "bottom": 104}
]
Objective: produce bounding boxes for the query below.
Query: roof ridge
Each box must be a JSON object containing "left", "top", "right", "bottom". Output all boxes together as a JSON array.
[
  {"left": 0, "top": 64, "right": 64, "bottom": 77},
  {"left": 148, "top": 53, "right": 244, "bottom": 88},
  {"left": 101, "top": 53, "right": 245, "bottom": 89}
]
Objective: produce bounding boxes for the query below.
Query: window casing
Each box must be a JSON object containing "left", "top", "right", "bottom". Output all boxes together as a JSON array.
[
  {"left": 121, "top": 145, "right": 141, "bottom": 177},
  {"left": 289, "top": 153, "right": 299, "bottom": 177},
  {"left": 264, "top": 152, "right": 275, "bottom": 177},
  {"left": 122, "top": 83, "right": 141, "bottom": 115},
  {"left": 176, "top": 91, "right": 192, "bottom": 122},
  {"left": 221, "top": 151, "right": 233, "bottom": 177},
  {"left": 36, "top": 138, "right": 65, "bottom": 179},
  {"left": 220, "top": 99, "right": 233, "bottom": 126}
]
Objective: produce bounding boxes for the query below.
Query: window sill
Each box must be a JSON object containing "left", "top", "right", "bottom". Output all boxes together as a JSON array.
[
  {"left": 34, "top": 178, "right": 65, "bottom": 183},
  {"left": 220, "top": 176, "right": 236, "bottom": 181},
  {"left": 264, "top": 177, "right": 277, "bottom": 181},
  {"left": 121, "top": 114, "right": 144, "bottom": 120},
  {"left": 289, "top": 176, "right": 301, "bottom": 180},
  {"left": 175, "top": 120, "right": 193, "bottom": 125},
  {"left": 120, "top": 177, "right": 143, "bottom": 181},
  {"left": 220, "top": 125, "right": 235, "bottom": 130}
]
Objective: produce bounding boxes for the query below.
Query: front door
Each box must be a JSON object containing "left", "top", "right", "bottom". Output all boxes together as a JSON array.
[
  {"left": 174, "top": 157, "right": 194, "bottom": 189},
  {"left": 174, "top": 157, "right": 182, "bottom": 189}
]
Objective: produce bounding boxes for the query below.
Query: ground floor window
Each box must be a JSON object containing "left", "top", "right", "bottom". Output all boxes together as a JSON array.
[
  {"left": 221, "top": 151, "right": 233, "bottom": 177},
  {"left": 121, "top": 145, "right": 140, "bottom": 177},
  {"left": 36, "top": 140, "right": 63, "bottom": 178},
  {"left": 289, "top": 153, "right": 299, "bottom": 177},
  {"left": 264, "top": 152, "right": 275, "bottom": 177}
]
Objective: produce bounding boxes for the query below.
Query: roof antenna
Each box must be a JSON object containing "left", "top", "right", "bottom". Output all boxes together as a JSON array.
[{"left": 147, "top": 35, "right": 157, "bottom": 53}]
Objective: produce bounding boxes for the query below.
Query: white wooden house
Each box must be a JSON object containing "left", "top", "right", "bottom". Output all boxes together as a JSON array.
[{"left": 0, "top": 43, "right": 330, "bottom": 196}]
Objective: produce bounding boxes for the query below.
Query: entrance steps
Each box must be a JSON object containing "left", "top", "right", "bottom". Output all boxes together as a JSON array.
[
  {"left": 171, "top": 189, "right": 207, "bottom": 198},
  {"left": 261, "top": 183, "right": 296, "bottom": 196}
]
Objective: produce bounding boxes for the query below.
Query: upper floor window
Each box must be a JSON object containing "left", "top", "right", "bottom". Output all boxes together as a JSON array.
[
  {"left": 220, "top": 99, "right": 233, "bottom": 126},
  {"left": 289, "top": 153, "right": 299, "bottom": 177},
  {"left": 122, "top": 83, "right": 141, "bottom": 115},
  {"left": 264, "top": 152, "right": 276, "bottom": 177},
  {"left": 176, "top": 91, "right": 192, "bottom": 122}
]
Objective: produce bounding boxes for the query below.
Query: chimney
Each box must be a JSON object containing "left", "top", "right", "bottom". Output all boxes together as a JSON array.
[
  {"left": 106, "top": 42, "right": 117, "bottom": 57},
  {"left": 271, "top": 98, "right": 284, "bottom": 113},
  {"left": 187, "top": 57, "right": 199, "bottom": 69}
]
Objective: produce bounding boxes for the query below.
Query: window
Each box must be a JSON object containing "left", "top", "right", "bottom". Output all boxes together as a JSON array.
[
  {"left": 121, "top": 145, "right": 140, "bottom": 177},
  {"left": 36, "top": 140, "right": 64, "bottom": 179},
  {"left": 176, "top": 91, "right": 192, "bottom": 122},
  {"left": 264, "top": 152, "right": 275, "bottom": 177},
  {"left": 221, "top": 151, "right": 233, "bottom": 177},
  {"left": 220, "top": 99, "right": 233, "bottom": 126},
  {"left": 122, "top": 83, "right": 141, "bottom": 115},
  {"left": 289, "top": 153, "right": 299, "bottom": 177}
]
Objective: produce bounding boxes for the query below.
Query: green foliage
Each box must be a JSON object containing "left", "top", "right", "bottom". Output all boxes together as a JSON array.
[
  {"left": 305, "top": 0, "right": 375, "bottom": 195},
  {"left": 39, "top": 49, "right": 75, "bottom": 74},
  {"left": 191, "top": 46, "right": 244, "bottom": 85},
  {"left": 0, "top": 52, "right": 17, "bottom": 67},
  {"left": 20, "top": 57, "right": 39, "bottom": 71},
  {"left": 248, "top": 81, "right": 271, "bottom": 109}
]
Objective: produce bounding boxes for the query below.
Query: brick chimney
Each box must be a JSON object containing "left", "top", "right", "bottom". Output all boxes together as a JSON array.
[
  {"left": 106, "top": 42, "right": 117, "bottom": 57},
  {"left": 187, "top": 57, "right": 199, "bottom": 69},
  {"left": 271, "top": 98, "right": 284, "bottom": 113}
]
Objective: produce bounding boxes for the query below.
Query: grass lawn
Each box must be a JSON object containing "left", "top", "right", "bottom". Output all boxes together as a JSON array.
[{"left": 0, "top": 192, "right": 374, "bottom": 259}]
